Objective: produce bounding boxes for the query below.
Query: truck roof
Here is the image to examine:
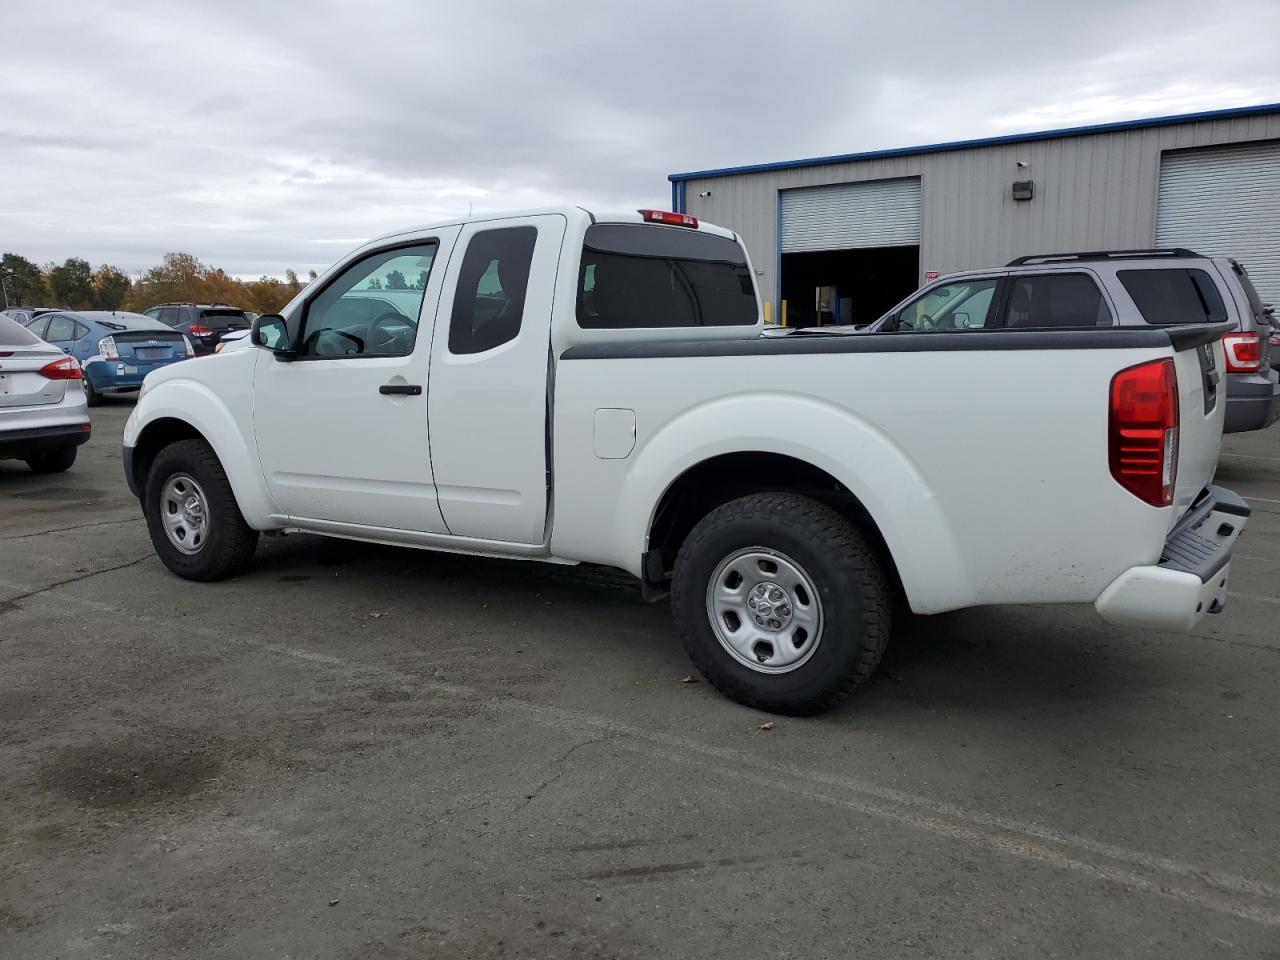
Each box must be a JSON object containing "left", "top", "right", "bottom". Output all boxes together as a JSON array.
[{"left": 369, "top": 205, "right": 739, "bottom": 245}]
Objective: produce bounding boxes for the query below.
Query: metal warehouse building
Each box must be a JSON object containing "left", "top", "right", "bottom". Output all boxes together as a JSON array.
[{"left": 668, "top": 102, "right": 1280, "bottom": 328}]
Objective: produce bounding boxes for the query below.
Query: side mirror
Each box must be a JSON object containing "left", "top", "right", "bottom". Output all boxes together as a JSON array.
[{"left": 250, "top": 314, "right": 293, "bottom": 357}]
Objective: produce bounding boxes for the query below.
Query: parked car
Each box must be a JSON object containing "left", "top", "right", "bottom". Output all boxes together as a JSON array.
[
  {"left": 142, "top": 302, "right": 251, "bottom": 355},
  {"left": 24, "top": 310, "right": 193, "bottom": 406},
  {"left": 869, "top": 249, "right": 1279, "bottom": 433},
  {"left": 2, "top": 306, "right": 67, "bottom": 325},
  {"left": 124, "top": 207, "right": 1247, "bottom": 714},
  {"left": 0, "top": 313, "right": 90, "bottom": 473}
]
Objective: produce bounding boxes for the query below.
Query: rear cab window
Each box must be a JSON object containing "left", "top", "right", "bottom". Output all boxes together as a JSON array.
[
  {"left": 1118, "top": 268, "right": 1228, "bottom": 324},
  {"left": 577, "top": 224, "right": 757, "bottom": 329}
]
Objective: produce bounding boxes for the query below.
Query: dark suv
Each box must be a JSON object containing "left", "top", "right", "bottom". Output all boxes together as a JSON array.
[{"left": 143, "top": 302, "right": 251, "bottom": 355}]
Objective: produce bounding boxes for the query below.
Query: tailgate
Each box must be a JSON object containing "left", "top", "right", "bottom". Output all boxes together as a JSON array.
[
  {"left": 111, "top": 331, "right": 190, "bottom": 362},
  {"left": 1169, "top": 326, "right": 1229, "bottom": 520}
]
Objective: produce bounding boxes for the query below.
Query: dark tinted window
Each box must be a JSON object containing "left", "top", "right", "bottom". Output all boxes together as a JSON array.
[
  {"left": 577, "top": 224, "right": 756, "bottom": 329},
  {"left": 1003, "top": 273, "right": 1111, "bottom": 328},
  {"left": 157, "top": 307, "right": 181, "bottom": 326},
  {"left": 1118, "top": 269, "right": 1228, "bottom": 324},
  {"left": 198, "top": 309, "right": 249, "bottom": 327},
  {"left": 449, "top": 227, "right": 537, "bottom": 354},
  {"left": 300, "top": 244, "right": 437, "bottom": 358}
]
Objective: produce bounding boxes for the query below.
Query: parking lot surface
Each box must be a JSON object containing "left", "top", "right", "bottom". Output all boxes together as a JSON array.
[{"left": 2, "top": 399, "right": 1279, "bottom": 959}]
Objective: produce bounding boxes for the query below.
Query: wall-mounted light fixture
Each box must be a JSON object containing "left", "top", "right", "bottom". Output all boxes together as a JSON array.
[{"left": 1012, "top": 180, "right": 1034, "bottom": 201}]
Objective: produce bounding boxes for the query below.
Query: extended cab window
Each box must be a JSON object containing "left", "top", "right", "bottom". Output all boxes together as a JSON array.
[
  {"left": 895, "top": 278, "right": 997, "bottom": 331},
  {"left": 449, "top": 227, "right": 537, "bottom": 354},
  {"left": 1118, "top": 268, "right": 1228, "bottom": 324},
  {"left": 577, "top": 224, "right": 756, "bottom": 329},
  {"left": 1003, "top": 273, "right": 1112, "bottom": 328},
  {"left": 299, "top": 244, "right": 437, "bottom": 358}
]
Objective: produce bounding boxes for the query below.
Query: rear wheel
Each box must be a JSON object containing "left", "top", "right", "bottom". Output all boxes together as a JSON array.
[
  {"left": 83, "top": 377, "right": 101, "bottom": 407},
  {"left": 143, "top": 439, "right": 259, "bottom": 581},
  {"left": 25, "top": 446, "right": 78, "bottom": 474},
  {"left": 671, "top": 492, "right": 890, "bottom": 715}
]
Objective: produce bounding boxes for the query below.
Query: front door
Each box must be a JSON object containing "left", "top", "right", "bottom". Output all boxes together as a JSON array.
[
  {"left": 252, "top": 229, "right": 459, "bottom": 532},
  {"left": 428, "top": 214, "right": 566, "bottom": 544}
]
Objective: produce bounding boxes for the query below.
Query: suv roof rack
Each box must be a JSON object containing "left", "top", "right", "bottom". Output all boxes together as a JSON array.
[{"left": 1006, "top": 248, "right": 1203, "bottom": 266}]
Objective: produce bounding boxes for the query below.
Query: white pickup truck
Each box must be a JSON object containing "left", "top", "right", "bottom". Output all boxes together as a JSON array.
[{"left": 124, "top": 207, "right": 1250, "bottom": 714}]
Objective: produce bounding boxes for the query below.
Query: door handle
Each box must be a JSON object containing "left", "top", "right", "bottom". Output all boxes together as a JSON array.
[{"left": 379, "top": 383, "right": 422, "bottom": 396}]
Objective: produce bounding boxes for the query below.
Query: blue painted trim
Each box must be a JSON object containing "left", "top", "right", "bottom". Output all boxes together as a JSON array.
[
  {"left": 774, "top": 191, "right": 782, "bottom": 322},
  {"left": 670, "top": 180, "right": 678, "bottom": 211},
  {"left": 668, "top": 101, "right": 1280, "bottom": 183}
]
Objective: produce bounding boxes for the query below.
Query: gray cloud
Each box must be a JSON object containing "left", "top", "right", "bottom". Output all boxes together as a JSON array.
[{"left": 3, "top": 0, "right": 1278, "bottom": 277}]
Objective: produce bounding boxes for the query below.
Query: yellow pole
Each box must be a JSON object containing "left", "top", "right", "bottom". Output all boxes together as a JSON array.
[
  {"left": 763, "top": 300, "right": 773, "bottom": 325},
  {"left": 781, "top": 299, "right": 788, "bottom": 327}
]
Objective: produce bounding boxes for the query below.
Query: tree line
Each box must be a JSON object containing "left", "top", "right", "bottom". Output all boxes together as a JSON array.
[{"left": 1, "top": 252, "right": 319, "bottom": 316}]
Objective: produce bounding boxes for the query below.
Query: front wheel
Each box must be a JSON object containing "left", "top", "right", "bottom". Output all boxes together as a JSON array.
[
  {"left": 671, "top": 492, "right": 890, "bottom": 715},
  {"left": 143, "top": 439, "right": 259, "bottom": 581}
]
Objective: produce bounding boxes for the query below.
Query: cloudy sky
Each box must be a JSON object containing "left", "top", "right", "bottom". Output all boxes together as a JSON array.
[{"left": 3, "top": 0, "right": 1278, "bottom": 278}]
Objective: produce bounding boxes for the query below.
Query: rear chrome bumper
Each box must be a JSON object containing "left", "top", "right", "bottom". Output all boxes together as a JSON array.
[{"left": 1095, "top": 485, "right": 1250, "bottom": 632}]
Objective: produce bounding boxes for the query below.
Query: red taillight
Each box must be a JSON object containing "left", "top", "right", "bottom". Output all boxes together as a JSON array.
[
  {"left": 188, "top": 325, "right": 213, "bottom": 336},
  {"left": 39, "top": 356, "right": 83, "bottom": 381},
  {"left": 638, "top": 209, "right": 699, "bottom": 228},
  {"left": 1109, "top": 358, "right": 1178, "bottom": 507},
  {"left": 1222, "top": 331, "right": 1261, "bottom": 373}
]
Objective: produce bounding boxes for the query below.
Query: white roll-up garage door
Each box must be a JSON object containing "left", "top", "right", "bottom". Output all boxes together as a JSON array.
[
  {"left": 1156, "top": 140, "right": 1280, "bottom": 306},
  {"left": 780, "top": 177, "right": 921, "bottom": 253}
]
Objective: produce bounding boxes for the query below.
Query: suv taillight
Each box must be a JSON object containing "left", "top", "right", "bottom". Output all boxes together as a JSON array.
[
  {"left": 39, "top": 356, "right": 83, "bottom": 380},
  {"left": 188, "top": 325, "right": 212, "bottom": 337},
  {"left": 98, "top": 336, "right": 119, "bottom": 360},
  {"left": 1109, "top": 358, "right": 1178, "bottom": 507},
  {"left": 1222, "top": 331, "right": 1262, "bottom": 373}
]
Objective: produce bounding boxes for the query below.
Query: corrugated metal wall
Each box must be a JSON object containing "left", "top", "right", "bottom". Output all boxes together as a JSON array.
[
  {"left": 1156, "top": 140, "right": 1280, "bottom": 305},
  {"left": 780, "top": 178, "right": 921, "bottom": 252},
  {"left": 678, "top": 113, "right": 1280, "bottom": 309}
]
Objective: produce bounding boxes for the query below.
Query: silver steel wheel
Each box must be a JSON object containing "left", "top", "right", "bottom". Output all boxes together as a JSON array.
[
  {"left": 159, "top": 473, "right": 210, "bottom": 555},
  {"left": 705, "top": 547, "right": 824, "bottom": 674}
]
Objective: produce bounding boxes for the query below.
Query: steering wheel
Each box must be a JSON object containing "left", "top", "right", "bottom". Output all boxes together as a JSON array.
[
  {"left": 305, "top": 328, "right": 365, "bottom": 356},
  {"left": 367, "top": 310, "right": 410, "bottom": 353}
]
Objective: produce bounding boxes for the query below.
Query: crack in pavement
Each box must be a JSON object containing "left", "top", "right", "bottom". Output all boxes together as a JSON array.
[
  {"left": 0, "top": 516, "right": 143, "bottom": 543},
  {"left": 515, "top": 735, "right": 619, "bottom": 809},
  {"left": 0, "top": 554, "right": 153, "bottom": 612}
]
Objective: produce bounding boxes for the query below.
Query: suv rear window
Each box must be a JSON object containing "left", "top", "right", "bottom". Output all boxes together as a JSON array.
[
  {"left": 198, "top": 309, "right": 249, "bottom": 326},
  {"left": 577, "top": 224, "right": 756, "bottom": 329},
  {"left": 1118, "top": 269, "right": 1228, "bottom": 324}
]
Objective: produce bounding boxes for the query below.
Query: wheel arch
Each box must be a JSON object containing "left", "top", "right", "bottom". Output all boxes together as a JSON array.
[
  {"left": 125, "top": 381, "right": 279, "bottom": 528},
  {"left": 617, "top": 395, "right": 975, "bottom": 614}
]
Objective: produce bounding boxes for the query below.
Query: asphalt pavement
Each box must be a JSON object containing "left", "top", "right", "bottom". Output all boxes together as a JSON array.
[{"left": 2, "top": 398, "right": 1278, "bottom": 959}]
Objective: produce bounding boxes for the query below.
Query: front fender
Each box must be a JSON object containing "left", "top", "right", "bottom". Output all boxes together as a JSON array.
[
  {"left": 614, "top": 392, "right": 973, "bottom": 614},
  {"left": 125, "top": 376, "right": 280, "bottom": 529}
]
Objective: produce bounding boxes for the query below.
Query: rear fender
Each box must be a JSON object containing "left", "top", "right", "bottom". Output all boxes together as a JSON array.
[{"left": 617, "top": 393, "right": 973, "bottom": 613}]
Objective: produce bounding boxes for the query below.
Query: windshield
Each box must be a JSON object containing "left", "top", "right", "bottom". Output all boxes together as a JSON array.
[{"left": 891, "top": 278, "right": 998, "bottom": 331}]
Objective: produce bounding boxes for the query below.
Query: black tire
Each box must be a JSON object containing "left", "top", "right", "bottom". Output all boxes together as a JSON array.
[
  {"left": 83, "top": 378, "right": 101, "bottom": 407},
  {"left": 671, "top": 492, "right": 890, "bottom": 716},
  {"left": 143, "top": 438, "right": 259, "bottom": 581},
  {"left": 25, "top": 446, "right": 78, "bottom": 474}
]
